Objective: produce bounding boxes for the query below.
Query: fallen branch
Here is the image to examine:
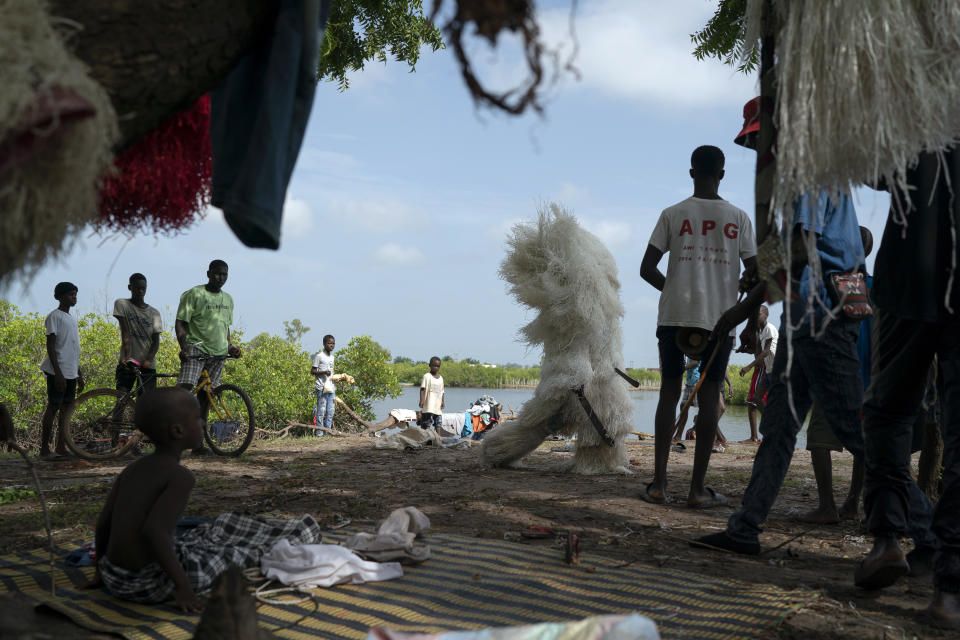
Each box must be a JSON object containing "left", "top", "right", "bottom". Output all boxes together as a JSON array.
[{"left": 253, "top": 422, "right": 344, "bottom": 440}]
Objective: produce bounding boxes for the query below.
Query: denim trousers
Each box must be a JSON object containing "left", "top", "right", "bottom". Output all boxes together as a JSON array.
[
  {"left": 728, "top": 318, "right": 935, "bottom": 547},
  {"left": 314, "top": 391, "right": 335, "bottom": 430},
  {"left": 864, "top": 309, "right": 960, "bottom": 591}
]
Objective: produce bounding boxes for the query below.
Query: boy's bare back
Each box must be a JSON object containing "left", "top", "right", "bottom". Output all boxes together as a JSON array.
[
  {"left": 94, "top": 387, "right": 205, "bottom": 611},
  {"left": 99, "top": 456, "right": 195, "bottom": 570}
]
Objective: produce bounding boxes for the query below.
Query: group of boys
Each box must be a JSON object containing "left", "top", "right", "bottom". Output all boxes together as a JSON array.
[
  {"left": 38, "top": 260, "right": 239, "bottom": 459},
  {"left": 63, "top": 99, "right": 960, "bottom": 628},
  {"left": 643, "top": 98, "right": 960, "bottom": 624}
]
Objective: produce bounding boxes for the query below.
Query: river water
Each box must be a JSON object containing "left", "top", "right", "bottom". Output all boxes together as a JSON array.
[{"left": 369, "top": 386, "right": 804, "bottom": 446}]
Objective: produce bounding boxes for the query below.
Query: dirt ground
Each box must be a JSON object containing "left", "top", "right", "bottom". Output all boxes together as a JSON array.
[{"left": 0, "top": 435, "right": 949, "bottom": 639}]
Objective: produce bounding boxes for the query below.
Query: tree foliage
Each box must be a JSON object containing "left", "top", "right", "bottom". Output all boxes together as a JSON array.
[
  {"left": 690, "top": 0, "right": 755, "bottom": 72},
  {"left": 282, "top": 318, "right": 311, "bottom": 345},
  {"left": 0, "top": 303, "right": 401, "bottom": 438},
  {"left": 334, "top": 335, "right": 402, "bottom": 421},
  {"left": 319, "top": 0, "right": 445, "bottom": 90}
]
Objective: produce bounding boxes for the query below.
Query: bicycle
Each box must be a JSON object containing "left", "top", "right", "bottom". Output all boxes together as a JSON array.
[{"left": 63, "top": 357, "right": 255, "bottom": 460}]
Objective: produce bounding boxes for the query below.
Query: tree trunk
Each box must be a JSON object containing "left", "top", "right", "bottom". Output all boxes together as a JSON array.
[{"left": 48, "top": 0, "right": 277, "bottom": 150}]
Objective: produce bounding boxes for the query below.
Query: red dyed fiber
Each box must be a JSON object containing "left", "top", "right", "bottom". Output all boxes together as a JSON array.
[{"left": 97, "top": 95, "right": 212, "bottom": 234}]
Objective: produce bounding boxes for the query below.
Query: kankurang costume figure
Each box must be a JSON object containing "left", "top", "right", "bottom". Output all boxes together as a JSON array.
[{"left": 482, "top": 204, "right": 633, "bottom": 474}]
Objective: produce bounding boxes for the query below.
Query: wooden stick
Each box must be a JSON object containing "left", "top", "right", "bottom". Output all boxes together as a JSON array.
[{"left": 614, "top": 367, "right": 641, "bottom": 388}]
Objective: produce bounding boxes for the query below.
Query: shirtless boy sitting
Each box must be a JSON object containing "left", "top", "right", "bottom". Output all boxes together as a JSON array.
[{"left": 94, "top": 388, "right": 321, "bottom": 611}]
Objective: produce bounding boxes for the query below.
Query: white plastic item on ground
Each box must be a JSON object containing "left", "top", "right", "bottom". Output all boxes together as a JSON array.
[
  {"left": 260, "top": 539, "right": 402, "bottom": 588},
  {"left": 390, "top": 409, "right": 419, "bottom": 423},
  {"left": 345, "top": 506, "right": 430, "bottom": 564},
  {"left": 365, "top": 613, "right": 659, "bottom": 639}
]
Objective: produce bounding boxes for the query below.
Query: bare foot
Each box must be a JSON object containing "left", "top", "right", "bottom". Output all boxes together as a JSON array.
[
  {"left": 738, "top": 438, "right": 761, "bottom": 445},
  {"left": 928, "top": 589, "right": 960, "bottom": 629},
  {"left": 796, "top": 506, "right": 840, "bottom": 524}
]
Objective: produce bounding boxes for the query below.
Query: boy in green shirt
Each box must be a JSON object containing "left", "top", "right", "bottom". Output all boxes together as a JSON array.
[{"left": 175, "top": 260, "right": 241, "bottom": 455}]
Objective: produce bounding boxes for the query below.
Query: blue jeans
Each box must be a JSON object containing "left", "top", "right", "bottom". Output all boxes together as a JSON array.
[
  {"left": 727, "top": 319, "right": 935, "bottom": 547},
  {"left": 314, "top": 391, "right": 335, "bottom": 431}
]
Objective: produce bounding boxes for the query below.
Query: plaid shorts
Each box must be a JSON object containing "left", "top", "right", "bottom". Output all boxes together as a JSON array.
[
  {"left": 99, "top": 513, "right": 322, "bottom": 604},
  {"left": 177, "top": 346, "right": 226, "bottom": 387}
]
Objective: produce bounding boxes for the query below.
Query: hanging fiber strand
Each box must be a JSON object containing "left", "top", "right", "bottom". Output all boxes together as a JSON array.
[
  {"left": 742, "top": 0, "right": 960, "bottom": 213},
  {"left": 0, "top": 0, "right": 118, "bottom": 285}
]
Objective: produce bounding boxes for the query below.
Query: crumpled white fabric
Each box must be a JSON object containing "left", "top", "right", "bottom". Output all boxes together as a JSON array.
[
  {"left": 260, "top": 539, "right": 402, "bottom": 588},
  {"left": 345, "top": 506, "right": 430, "bottom": 564},
  {"left": 365, "top": 613, "right": 660, "bottom": 639}
]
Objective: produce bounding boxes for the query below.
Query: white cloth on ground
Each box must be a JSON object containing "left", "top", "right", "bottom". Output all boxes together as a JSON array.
[
  {"left": 365, "top": 613, "right": 659, "bottom": 639},
  {"left": 439, "top": 412, "right": 466, "bottom": 437},
  {"left": 390, "top": 408, "right": 419, "bottom": 422},
  {"left": 261, "top": 539, "right": 402, "bottom": 588},
  {"left": 345, "top": 506, "right": 430, "bottom": 564}
]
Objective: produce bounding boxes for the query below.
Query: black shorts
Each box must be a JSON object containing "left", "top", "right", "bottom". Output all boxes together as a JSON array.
[
  {"left": 45, "top": 373, "right": 77, "bottom": 407},
  {"left": 657, "top": 325, "right": 733, "bottom": 382},
  {"left": 115, "top": 363, "right": 157, "bottom": 395}
]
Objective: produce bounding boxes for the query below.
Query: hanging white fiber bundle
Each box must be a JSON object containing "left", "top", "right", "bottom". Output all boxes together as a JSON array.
[
  {"left": 482, "top": 203, "right": 633, "bottom": 474},
  {"left": 742, "top": 0, "right": 960, "bottom": 211},
  {"left": 0, "top": 0, "right": 118, "bottom": 284}
]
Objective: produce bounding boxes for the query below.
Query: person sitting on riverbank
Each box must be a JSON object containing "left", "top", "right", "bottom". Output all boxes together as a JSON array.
[
  {"left": 639, "top": 145, "right": 757, "bottom": 508},
  {"left": 92, "top": 388, "right": 321, "bottom": 610}
]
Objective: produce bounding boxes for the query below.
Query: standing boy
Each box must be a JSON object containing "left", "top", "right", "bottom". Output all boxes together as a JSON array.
[
  {"left": 739, "top": 304, "right": 777, "bottom": 443},
  {"left": 113, "top": 273, "right": 163, "bottom": 396},
  {"left": 175, "top": 260, "right": 241, "bottom": 455},
  {"left": 640, "top": 145, "right": 757, "bottom": 507},
  {"left": 311, "top": 335, "right": 336, "bottom": 434},
  {"left": 39, "top": 282, "right": 84, "bottom": 460},
  {"left": 419, "top": 357, "right": 444, "bottom": 430}
]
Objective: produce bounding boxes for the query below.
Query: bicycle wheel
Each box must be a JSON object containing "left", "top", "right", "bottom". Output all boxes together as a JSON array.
[
  {"left": 63, "top": 389, "right": 142, "bottom": 460},
  {"left": 203, "top": 383, "right": 255, "bottom": 456}
]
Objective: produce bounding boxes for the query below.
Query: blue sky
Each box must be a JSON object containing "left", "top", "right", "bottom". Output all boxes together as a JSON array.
[{"left": 2, "top": 0, "right": 892, "bottom": 367}]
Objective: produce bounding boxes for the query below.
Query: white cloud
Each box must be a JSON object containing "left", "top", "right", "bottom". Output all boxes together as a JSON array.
[
  {"left": 582, "top": 218, "right": 633, "bottom": 249},
  {"left": 281, "top": 196, "right": 313, "bottom": 235},
  {"left": 374, "top": 243, "right": 426, "bottom": 267},
  {"left": 328, "top": 198, "right": 426, "bottom": 233},
  {"left": 529, "top": 0, "right": 756, "bottom": 107}
]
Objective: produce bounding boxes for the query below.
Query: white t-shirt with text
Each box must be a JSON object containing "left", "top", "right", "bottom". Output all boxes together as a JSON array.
[
  {"left": 41, "top": 309, "right": 80, "bottom": 379},
  {"left": 648, "top": 197, "right": 757, "bottom": 334}
]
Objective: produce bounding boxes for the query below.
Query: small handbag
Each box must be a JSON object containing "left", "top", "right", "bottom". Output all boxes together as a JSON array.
[{"left": 827, "top": 271, "right": 873, "bottom": 319}]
